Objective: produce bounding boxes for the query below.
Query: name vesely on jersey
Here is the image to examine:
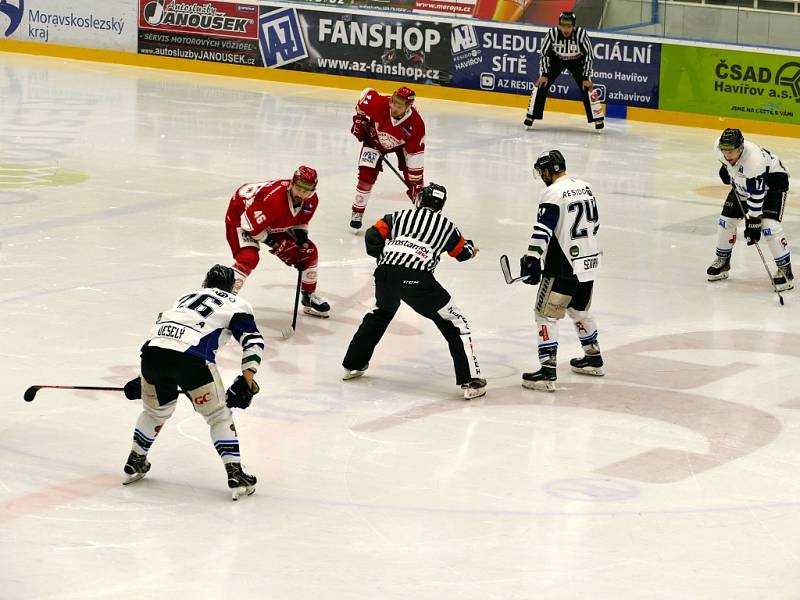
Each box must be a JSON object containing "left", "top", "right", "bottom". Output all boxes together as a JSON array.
[{"left": 157, "top": 323, "right": 187, "bottom": 340}]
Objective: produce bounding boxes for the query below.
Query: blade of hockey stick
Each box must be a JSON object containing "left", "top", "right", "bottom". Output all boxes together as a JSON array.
[{"left": 500, "top": 254, "right": 526, "bottom": 284}]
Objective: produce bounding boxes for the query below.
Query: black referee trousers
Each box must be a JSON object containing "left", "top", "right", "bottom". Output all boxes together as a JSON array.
[
  {"left": 532, "top": 57, "right": 595, "bottom": 123},
  {"left": 343, "top": 265, "right": 477, "bottom": 385}
]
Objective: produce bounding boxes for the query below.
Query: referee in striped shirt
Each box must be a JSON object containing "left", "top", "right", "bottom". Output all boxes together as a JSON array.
[
  {"left": 342, "top": 183, "right": 486, "bottom": 400},
  {"left": 524, "top": 11, "right": 604, "bottom": 131}
]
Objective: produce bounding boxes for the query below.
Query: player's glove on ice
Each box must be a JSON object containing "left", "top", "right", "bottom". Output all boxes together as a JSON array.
[
  {"left": 744, "top": 216, "right": 762, "bottom": 245},
  {"left": 226, "top": 375, "right": 260, "bottom": 409},
  {"left": 520, "top": 255, "right": 542, "bottom": 285}
]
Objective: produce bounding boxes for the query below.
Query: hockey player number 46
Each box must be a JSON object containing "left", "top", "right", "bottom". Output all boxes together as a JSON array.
[{"left": 568, "top": 198, "right": 599, "bottom": 240}]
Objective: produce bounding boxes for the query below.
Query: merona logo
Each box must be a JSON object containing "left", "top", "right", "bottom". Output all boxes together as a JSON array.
[{"left": 0, "top": 164, "right": 88, "bottom": 189}]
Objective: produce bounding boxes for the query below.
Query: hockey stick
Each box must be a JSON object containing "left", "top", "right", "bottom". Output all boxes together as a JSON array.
[
  {"left": 500, "top": 254, "right": 527, "bottom": 284},
  {"left": 24, "top": 385, "right": 124, "bottom": 402},
  {"left": 732, "top": 194, "right": 785, "bottom": 306},
  {"left": 280, "top": 267, "right": 303, "bottom": 339},
  {"left": 380, "top": 154, "right": 412, "bottom": 191}
]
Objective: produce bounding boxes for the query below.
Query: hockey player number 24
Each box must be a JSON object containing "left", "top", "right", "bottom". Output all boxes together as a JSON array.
[{"left": 568, "top": 198, "right": 599, "bottom": 240}]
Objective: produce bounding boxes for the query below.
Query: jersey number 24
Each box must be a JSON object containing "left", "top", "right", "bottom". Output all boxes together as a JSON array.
[{"left": 568, "top": 198, "right": 599, "bottom": 240}]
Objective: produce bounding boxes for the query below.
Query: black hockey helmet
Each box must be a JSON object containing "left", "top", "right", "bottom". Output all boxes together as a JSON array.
[
  {"left": 559, "top": 11, "right": 576, "bottom": 26},
  {"left": 203, "top": 264, "right": 235, "bottom": 292},
  {"left": 415, "top": 182, "right": 447, "bottom": 211},
  {"left": 718, "top": 128, "right": 744, "bottom": 151},
  {"left": 534, "top": 150, "right": 567, "bottom": 177}
]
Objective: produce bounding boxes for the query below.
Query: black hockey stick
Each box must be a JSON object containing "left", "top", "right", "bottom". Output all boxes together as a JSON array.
[
  {"left": 24, "top": 385, "right": 124, "bottom": 402},
  {"left": 281, "top": 267, "right": 303, "bottom": 340},
  {"left": 381, "top": 154, "right": 412, "bottom": 192},
  {"left": 732, "top": 194, "right": 785, "bottom": 306},
  {"left": 500, "top": 254, "right": 526, "bottom": 284}
]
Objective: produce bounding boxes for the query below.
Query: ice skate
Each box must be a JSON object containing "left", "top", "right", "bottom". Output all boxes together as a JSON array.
[
  {"left": 570, "top": 353, "right": 604, "bottom": 376},
  {"left": 594, "top": 119, "right": 605, "bottom": 132},
  {"left": 302, "top": 291, "right": 330, "bottom": 318},
  {"left": 522, "top": 366, "right": 556, "bottom": 392},
  {"left": 226, "top": 462, "right": 257, "bottom": 501},
  {"left": 122, "top": 450, "right": 151, "bottom": 485},
  {"left": 342, "top": 363, "right": 368, "bottom": 380},
  {"left": 349, "top": 211, "right": 363, "bottom": 233},
  {"left": 774, "top": 263, "right": 794, "bottom": 292},
  {"left": 707, "top": 256, "right": 731, "bottom": 281},
  {"left": 523, "top": 114, "right": 534, "bottom": 128},
  {"left": 461, "top": 377, "right": 487, "bottom": 400}
]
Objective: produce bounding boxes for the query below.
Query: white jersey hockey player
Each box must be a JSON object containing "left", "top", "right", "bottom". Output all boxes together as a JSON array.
[
  {"left": 708, "top": 128, "right": 792, "bottom": 291},
  {"left": 122, "top": 265, "right": 264, "bottom": 500},
  {"left": 517, "top": 150, "right": 603, "bottom": 392}
]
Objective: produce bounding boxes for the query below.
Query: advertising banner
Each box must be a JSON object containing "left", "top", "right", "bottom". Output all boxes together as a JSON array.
[
  {"left": 1, "top": 0, "right": 135, "bottom": 51},
  {"left": 138, "top": 0, "right": 261, "bottom": 66},
  {"left": 282, "top": 0, "right": 574, "bottom": 23},
  {"left": 659, "top": 45, "right": 799, "bottom": 124},
  {"left": 449, "top": 23, "right": 660, "bottom": 108},
  {"left": 282, "top": 0, "right": 415, "bottom": 12},
  {"left": 258, "top": 4, "right": 451, "bottom": 85}
]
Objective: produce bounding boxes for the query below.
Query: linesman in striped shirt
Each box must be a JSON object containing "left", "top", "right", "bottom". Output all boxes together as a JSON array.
[
  {"left": 524, "top": 11, "right": 604, "bottom": 131},
  {"left": 342, "top": 183, "right": 486, "bottom": 400}
]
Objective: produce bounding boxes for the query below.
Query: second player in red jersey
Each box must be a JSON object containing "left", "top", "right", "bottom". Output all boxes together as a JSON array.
[
  {"left": 349, "top": 86, "right": 426, "bottom": 231},
  {"left": 224, "top": 166, "right": 330, "bottom": 318}
]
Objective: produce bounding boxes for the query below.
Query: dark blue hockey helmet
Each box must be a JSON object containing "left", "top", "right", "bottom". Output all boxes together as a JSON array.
[
  {"left": 534, "top": 150, "right": 567, "bottom": 177},
  {"left": 203, "top": 264, "right": 235, "bottom": 292},
  {"left": 718, "top": 128, "right": 744, "bottom": 151}
]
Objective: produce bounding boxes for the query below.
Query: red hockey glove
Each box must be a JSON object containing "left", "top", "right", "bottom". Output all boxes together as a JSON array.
[
  {"left": 270, "top": 238, "right": 301, "bottom": 266},
  {"left": 407, "top": 181, "right": 423, "bottom": 202},
  {"left": 294, "top": 243, "right": 315, "bottom": 271},
  {"left": 351, "top": 114, "right": 369, "bottom": 141}
]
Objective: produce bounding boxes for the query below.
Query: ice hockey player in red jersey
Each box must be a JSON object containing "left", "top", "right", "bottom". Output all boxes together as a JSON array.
[
  {"left": 349, "top": 86, "right": 426, "bottom": 232},
  {"left": 224, "top": 166, "right": 330, "bottom": 317}
]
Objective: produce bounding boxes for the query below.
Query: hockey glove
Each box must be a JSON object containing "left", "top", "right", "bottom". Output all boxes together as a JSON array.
[
  {"left": 520, "top": 255, "right": 542, "bottom": 285},
  {"left": 744, "top": 216, "right": 762, "bottom": 245},
  {"left": 719, "top": 165, "right": 731, "bottom": 185},
  {"left": 270, "top": 238, "right": 301, "bottom": 266},
  {"left": 406, "top": 181, "right": 424, "bottom": 202},
  {"left": 225, "top": 375, "right": 260, "bottom": 410},
  {"left": 124, "top": 376, "right": 142, "bottom": 400},
  {"left": 351, "top": 114, "right": 369, "bottom": 141}
]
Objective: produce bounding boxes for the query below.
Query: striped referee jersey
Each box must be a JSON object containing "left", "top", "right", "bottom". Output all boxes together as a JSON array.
[
  {"left": 539, "top": 26, "right": 594, "bottom": 79},
  {"left": 365, "top": 207, "right": 476, "bottom": 272}
]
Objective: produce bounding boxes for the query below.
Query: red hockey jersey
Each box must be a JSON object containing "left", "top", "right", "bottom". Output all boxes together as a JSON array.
[
  {"left": 356, "top": 88, "right": 426, "bottom": 179},
  {"left": 226, "top": 179, "right": 318, "bottom": 241}
]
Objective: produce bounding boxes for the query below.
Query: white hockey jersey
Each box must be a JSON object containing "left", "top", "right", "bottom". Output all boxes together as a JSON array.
[
  {"left": 716, "top": 139, "right": 789, "bottom": 217},
  {"left": 145, "top": 287, "right": 264, "bottom": 373},
  {"left": 528, "top": 176, "right": 601, "bottom": 282}
]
